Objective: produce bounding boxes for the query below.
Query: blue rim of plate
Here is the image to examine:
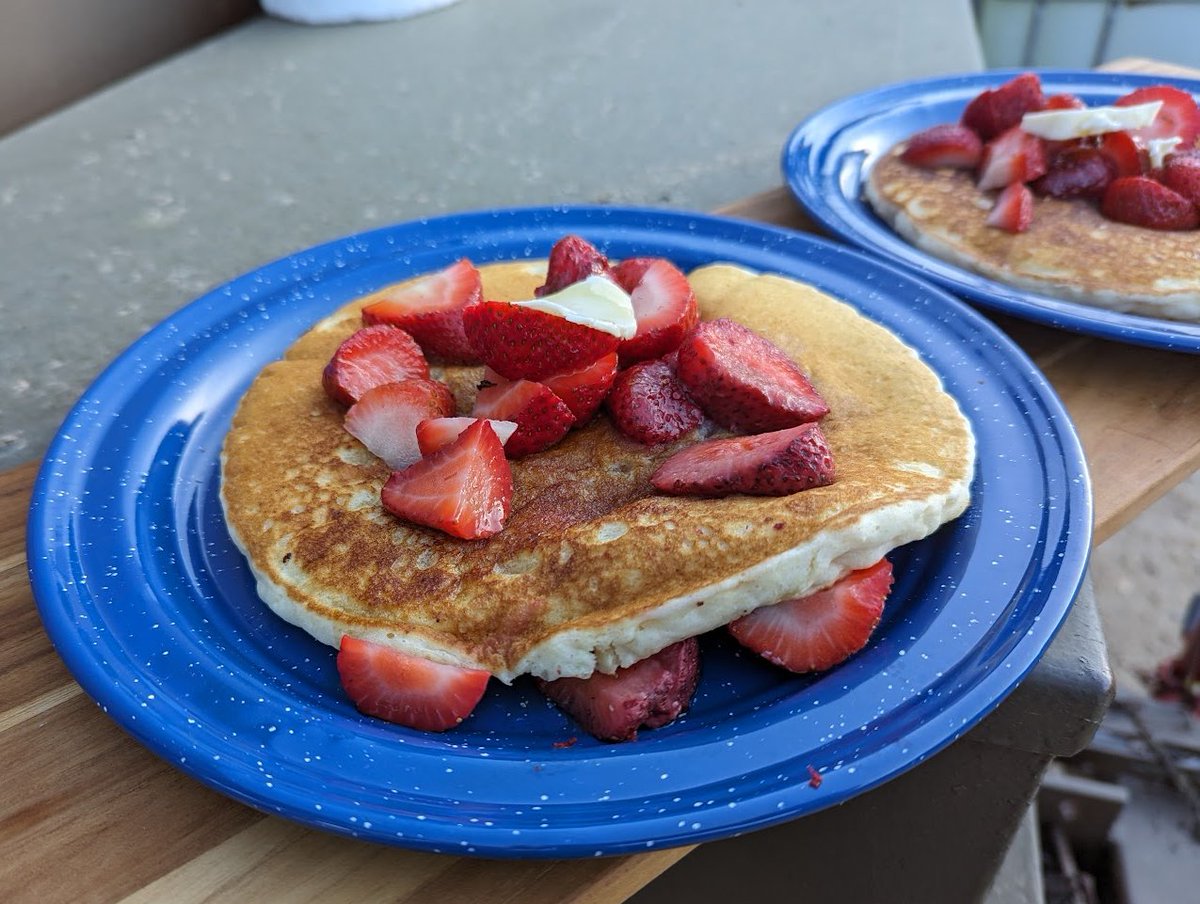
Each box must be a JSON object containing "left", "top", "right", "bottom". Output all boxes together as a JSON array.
[
  {"left": 782, "top": 68, "right": 1200, "bottom": 354},
  {"left": 27, "top": 205, "right": 1092, "bottom": 857}
]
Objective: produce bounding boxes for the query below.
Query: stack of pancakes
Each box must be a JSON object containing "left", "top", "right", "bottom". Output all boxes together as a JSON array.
[{"left": 220, "top": 260, "right": 975, "bottom": 682}]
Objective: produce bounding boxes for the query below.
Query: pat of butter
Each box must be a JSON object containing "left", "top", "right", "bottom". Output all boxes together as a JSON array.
[
  {"left": 1020, "top": 101, "right": 1162, "bottom": 140},
  {"left": 1146, "top": 136, "right": 1183, "bottom": 170},
  {"left": 513, "top": 275, "right": 637, "bottom": 339}
]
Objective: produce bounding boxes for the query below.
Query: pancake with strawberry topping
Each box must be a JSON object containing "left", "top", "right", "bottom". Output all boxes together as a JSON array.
[
  {"left": 220, "top": 257, "right": 974, "bottom": 688},
  {"left": 864, "top": 75, "right": 1200, "bottom": 323},
  {"left": 866, "top": 148, "right": 1200, "bottom": 321}
]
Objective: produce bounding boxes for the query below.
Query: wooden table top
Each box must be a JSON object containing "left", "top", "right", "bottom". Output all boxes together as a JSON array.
[{"left": 3, "top": 57, "right": 1199, "bottom": 903}]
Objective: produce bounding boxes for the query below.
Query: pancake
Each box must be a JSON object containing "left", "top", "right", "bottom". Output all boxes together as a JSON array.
[
  {"left": 220, "top": 259, "right": 975, "bottom": 682},
  {"left": 865, "top": 146, "right": 1200, "bottom": 322}
]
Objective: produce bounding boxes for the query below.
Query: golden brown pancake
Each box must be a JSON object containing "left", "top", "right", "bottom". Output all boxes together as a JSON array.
[
  {"left": 220, "top": 260, "right": 975, "bottom": 682},
  {"left": 865, "top": 146, "right": 1200, "bottom": 322}
]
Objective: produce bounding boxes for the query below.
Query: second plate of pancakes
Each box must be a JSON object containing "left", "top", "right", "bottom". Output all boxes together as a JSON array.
[
  {"left": 782, "top": 68, "right": 1200, "bottom": 354},
  {"left": 28, "top": 206, "right": 1091, "bottom": 856}
]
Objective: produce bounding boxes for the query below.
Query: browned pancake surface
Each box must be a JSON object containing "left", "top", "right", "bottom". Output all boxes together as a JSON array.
[{"left": 866, "top": 147, "right": 1200, "bottom": 321}]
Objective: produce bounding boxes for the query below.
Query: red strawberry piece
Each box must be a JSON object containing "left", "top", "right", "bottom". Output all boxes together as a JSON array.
[
  {"left": 535, "top": 234, "right": 614, "bottom": 297},
  {"left": 1032, "top": 146, "right": 1113, "bottom": 199},
  {"left": 381, "top": 418, "right": 513, "bottom": 539},
  {"left": 961, "top": 72, "right": 1046, "bottom": 141},
  {"left": 471, "top": 379, "right": 576, "bottom": 458},
  {"left": 337, "top": 635, "right": 490, "bottom": 731},
  {"left": 322, "top": 324, "right": 429, "bottom": 407},
  {"left": 728, "top": 559, "right": 894, "bottom": 674},
  {"left": 1043, "top": 93, "right": 1086, "bottom": 110},
  {"left": 462, "top": 300, "right": 619, "bottom": 382},
  {"left": 344, "top": 378, "right": 456, "bottom": 470},
  {"left": 415, "top": 416, "right": 518, "bottom": 456},
  {"left": 1101, "top": 175, "right": 1199, "bottom": 230},
  {"left": 1114, "top": 84, "right": 1200, "bottom": 148},
  {"left": 612, "top": 257, "right": 700, "bottom": 364},
  {"left": 361, "top": 258, "right": 482, "bottom": 364},
  {"left": 607, "top": 359, "right": 705, "bottom": 445},
  {"left": 1161, "top": 152, "right": 1200, "bottom": 206},
  {"left": 651, "top": 422, "right": 835, "bottom": 498},
  {"left": 675, "top": 318, "right": 829, "bottom": 433},
  {"left": 899, "top": 123, "right": 983, "bottom": 170},
  {"left": 536, "top": 638, "right": 700, "bottom": 742},
  {"left": 539, "top": 352, "right": 619, "bottom": 425},
  {"left": 1098, "top": 130, "right": 1143, "bottom": 178},
  {"left": 985, "top": 182, "right": 1034, "bottom": 233},
  {"left": 977, "top": 125, "right": 1049, "bottom": 191}
]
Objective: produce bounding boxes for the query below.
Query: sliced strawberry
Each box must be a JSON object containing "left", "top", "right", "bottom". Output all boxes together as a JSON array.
[
  {"left": 1043, "top": 93, "right": 1086, "bottom": 111},
  {"left": 344, "top": 378, "right": 456, "bottom": 469},
  {"left": 651, "top": 423, "right": 835, "bottom": 498},
  {"left": 728, "top": 559, "right": 894, "bottom": 674},
  {"left": 1114, "top": 84, "right": 1200, "bottom": 148},
  {"left": 361, "top": 258, "right": 481, "bottom": 364},
  {"left": 322, "top": 324, "right": 429, "bottom": 407},
  {"left": 415, "top": 416, "right": 518, "bottom": 456},
  {"left": 612, "top": 258, "right": 700, "bottom": 364},
  {"left": 462, "top": 300, "right": 619, "bottom": 382},
  {"left": 607, "top": 359, "right": 705, "bottom": 445},
  {"left": 675, "top": 318, "right": 829, "bottom": 433},
  {"left": 899, "top": 123, "right": 983, "bottom": 170},
  {"left": 535, "top": 234, "right": 614, "bottom": 297},
  {"left": 961, "top": 72, "right": 1046, "bottom": 141},
  {"left": 1161, "top": 152, "right": 1200, "bottom": 206},
  {"left": 381, "top": 419, "right": 513, "bottom": 539},
  {"left": 539, "top": 352, "right": 619, "bottom": 425},
  {"left": 985, "top": 182, "right": 1034, "bottom": 233},
  {"left": 1032, "top": 146, "right": 1113, "bottom": 199},
  {"left": 977, "top": 125, "right": 1048, "bottom": 191},
  {"left": 1101, "top": 175, "right": 1199, "bottom": 230},
  {"left": 471, "top": 379, "right": 575, "bottom": 458},
  {"left": 537, "top": 639, "right": 700, "bottom": 742},
  {"left": 337, "top": 635, "right": 490, "bottom": 731},
  {"left": 1098, "top": 130, "right": 1143, "bottom": 178}
]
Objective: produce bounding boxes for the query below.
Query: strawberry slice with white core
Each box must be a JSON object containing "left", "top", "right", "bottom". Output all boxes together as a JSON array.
[
  {"left": 361, "top": 258, "right": 482, "bottom": 363},
  {"left": 322, "top": 324, "right": 430, "bottom": 407},
  {"left": 381, "top": 418, "right": 513, "bottom": 539},
  {"left": 415, "top": 416, "right": 518, "bottom": 456},
  {"left": 986, "top": 182, "right": 1034, "bottom": 233},
  {"left": 343, "top": 378, "right": 456, "bottom": 469},
  {"left": 612, "top": 258, "right": 699, "bottom": 364},
  {"left": 471, "top": 379, "right": 576, "bottom": 458},
  {"left": 674, "top": 318, "right": 829, "bottom": 433},
  {"left": 651, "top": 423, "right": 835, "bottom": 497},
  {"left": 337, "top": 635, "right": 490, "bottom": 731},
  {"left": 537, "top": 638, "right": 700, "bottom": 742},
  {"left": 539, "top": 352, "right": 619, "bottom": 425},
  {"left": 899, "top": 123, "right": 983, "bottom": 170},
  {"left": 729, "top": 559, "right": 894, "bottom": 674},
  {"left": 977, "top": 125, "right": 1048, "bottom": 191},
  {"left": 1114, "top": 84, "right": 1200, "bottom": 148}
]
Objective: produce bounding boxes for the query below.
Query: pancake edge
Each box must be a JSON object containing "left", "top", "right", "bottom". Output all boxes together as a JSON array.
[{"left": 863, "top": 162, "right": 1200, "bottom": 323}]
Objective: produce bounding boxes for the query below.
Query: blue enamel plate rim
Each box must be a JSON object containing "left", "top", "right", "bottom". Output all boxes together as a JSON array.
[
  {"left": 27, "top": 205, "right": 1092, "bottom": 857},
  {"left": 781, "top": 68, "right": 1200, "bottom": 354}
]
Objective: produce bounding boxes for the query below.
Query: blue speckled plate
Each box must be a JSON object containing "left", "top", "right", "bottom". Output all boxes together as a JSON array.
[
  {"left": 27, "top": 206, "right": 1091, "bottom": 857},
  {"left": 782, "top": 69, "right": 1200, "bottom": 354}
]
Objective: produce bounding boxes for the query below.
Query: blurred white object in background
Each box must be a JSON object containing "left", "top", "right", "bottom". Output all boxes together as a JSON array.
[{"left": 261, "top": 0, "right": 462, "bottom": 25}]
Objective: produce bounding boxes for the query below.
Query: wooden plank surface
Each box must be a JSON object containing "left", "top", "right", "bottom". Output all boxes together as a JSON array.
[{"left": 4, "top": 56, "right": 1200, "bottom": 904}]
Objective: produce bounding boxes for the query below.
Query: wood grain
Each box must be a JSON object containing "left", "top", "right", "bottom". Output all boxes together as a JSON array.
[{"left": 1, "top": 55, "right": 1198, "bottom": 904}]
